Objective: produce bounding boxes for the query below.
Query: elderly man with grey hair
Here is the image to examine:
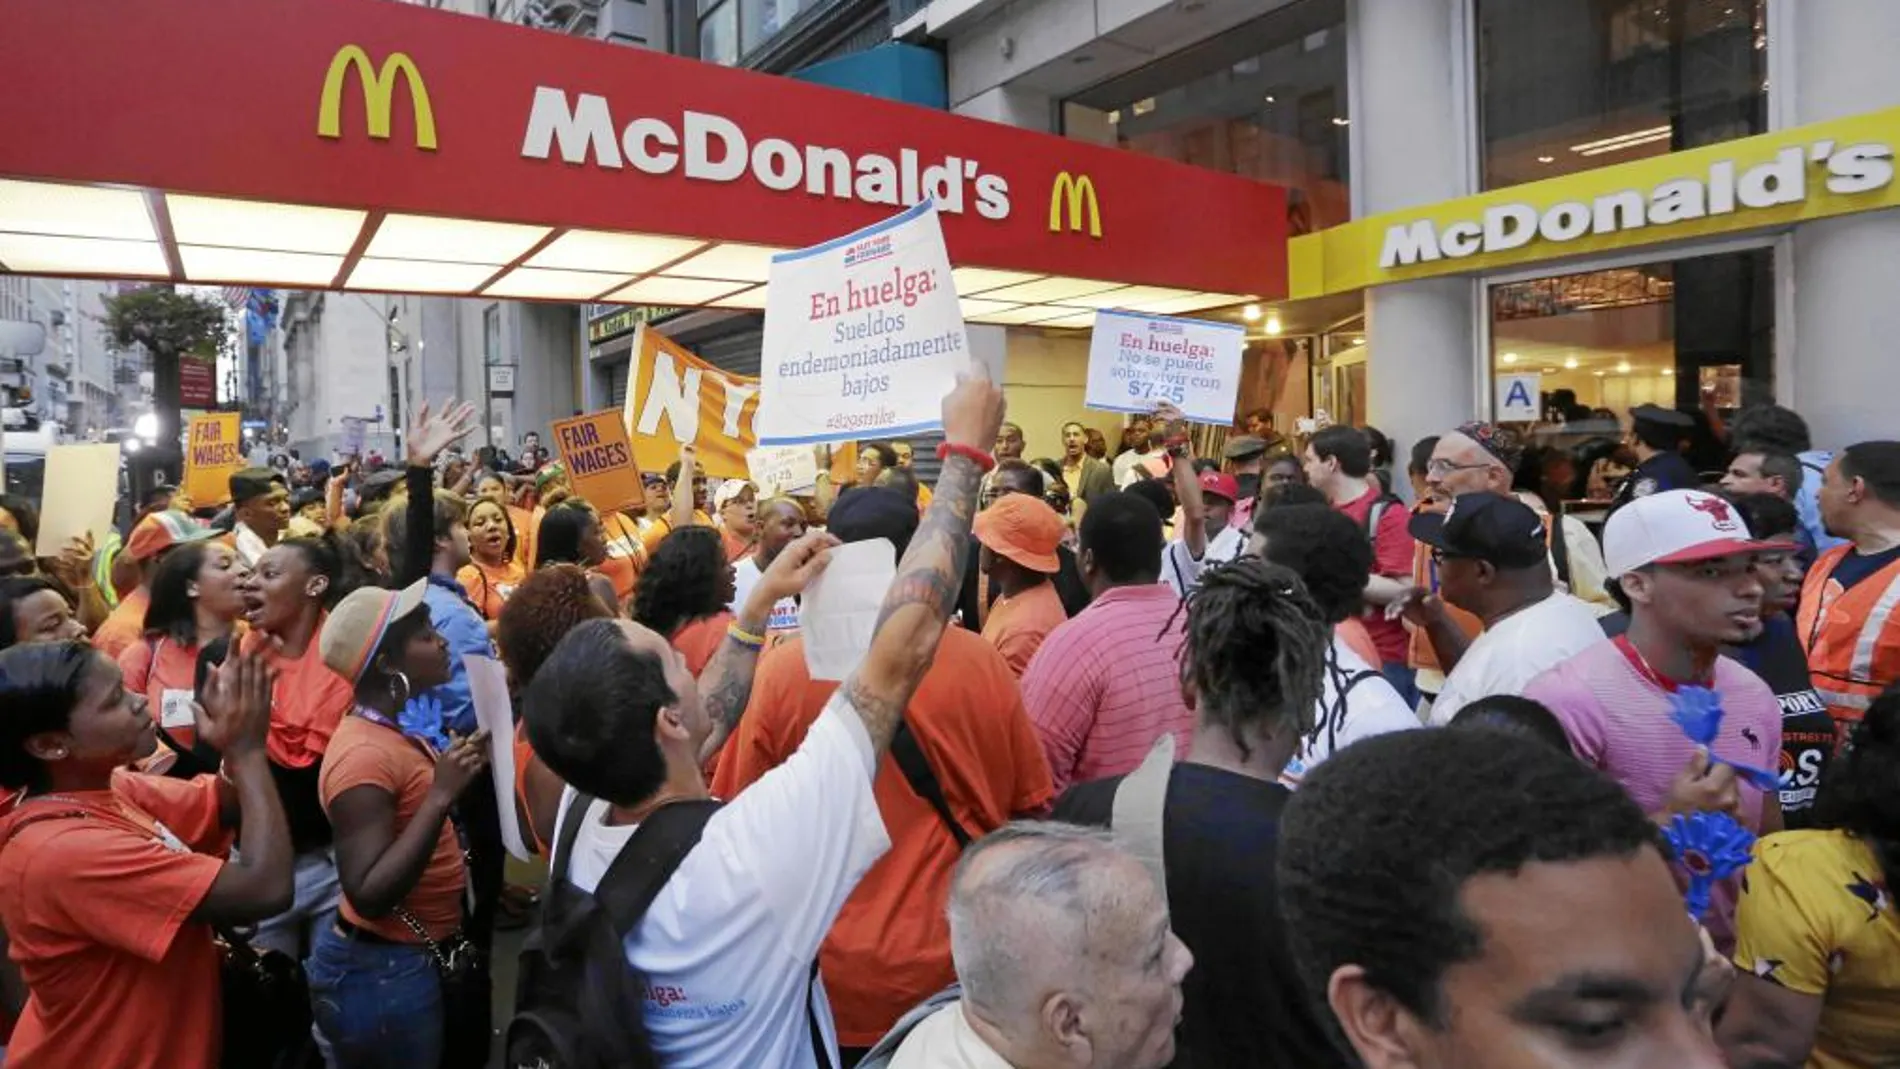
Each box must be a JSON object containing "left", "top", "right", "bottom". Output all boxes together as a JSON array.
[{"left": 878, "top": 821, "right": 1191, "bottom": 1069}]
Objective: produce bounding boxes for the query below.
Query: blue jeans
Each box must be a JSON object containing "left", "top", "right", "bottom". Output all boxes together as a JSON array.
[{"left": 306, "top": 922, "right": 443, "bottom": 1069}]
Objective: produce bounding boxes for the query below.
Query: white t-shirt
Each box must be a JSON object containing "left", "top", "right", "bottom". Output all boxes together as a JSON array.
[
  {"left": 1160, "top": 524, "right": 1246, "bottom": 598},
  {"left": 554, "top": 697, "right": 891, "bottom": 1069},
  {"left": 727, "top": 555, "right": 802, "bottom": 633},
  {"left": 1112, "top": 448, "right": 1167, "bottom": 488},
  {"left": 1425, "top": 592, "right": 1607, "bottom": 726},
  {"left": 891, "top": 1002, "right": 1012, "bottom": 1069},
  {"left": 1281, "top": 637, "right": 1420, "bottom": 788}
]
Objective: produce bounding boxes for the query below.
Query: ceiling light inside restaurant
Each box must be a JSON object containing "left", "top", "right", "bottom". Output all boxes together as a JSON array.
[
  {"left": 1242, "top": 304, "right": 1262, "bottom": 321},
  {"left": 1501, "top": 352, "right": 1518, "bottom": 364},
  {"left": 1563, "top": 356, "right": 1580, "bottom": 370},
  {"left": 1615, "top": 359, "right": 1632, "bottom": 374},
  {"left": 1264, "top": 313, "right": 1282, "bottom": 336}
]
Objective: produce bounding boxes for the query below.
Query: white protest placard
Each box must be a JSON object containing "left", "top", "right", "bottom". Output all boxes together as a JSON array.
[
  {"left": 339, "top": 416, "right": 367, "bottom": 460},
  {"left": 757, "top": 200, "right": 966, "bottom": 446},
  {"left": 1496, "top": 372, "right": 1543, "bottom": 422},
  {"left": 747, "top": 445, "right": 821, "bottom": 496},
  {"left": 34, "top": 443, "right": 122, "bottom": 558},
  {"left": 464, "top": 653, "right": 531, "bottom": 862},
  {"left": 1083, "top": 311, "right": 1245, "bottom": 425},
  {"left": 800, "top": 537, "right": 896, "bottom": 682}
]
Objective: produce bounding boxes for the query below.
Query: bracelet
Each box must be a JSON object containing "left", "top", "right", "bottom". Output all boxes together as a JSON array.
[
  {"left": 936, "top": 441, "right": 998, "bottom": 472},
  {"left": 727, "top": 622, "right": 766, "bottom": 650}
]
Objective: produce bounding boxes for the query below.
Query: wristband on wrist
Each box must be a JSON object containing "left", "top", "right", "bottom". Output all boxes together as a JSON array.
[
  {"left": 727, "top": 622, "right": 766, "bottom": 650},
  {"left": 936, "top": 441, "right": 998, "bottom": 472}
]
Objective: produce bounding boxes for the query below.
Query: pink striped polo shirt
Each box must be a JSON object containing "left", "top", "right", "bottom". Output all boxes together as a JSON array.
[
  {"left": 1525, "top": 637, "right": 1782, "bottom": 951},
  {"left": 1020, "top": 583, "right": 1192, "bottom": 796}
]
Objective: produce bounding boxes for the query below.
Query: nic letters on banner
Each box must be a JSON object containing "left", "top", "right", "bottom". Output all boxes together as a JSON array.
[
  {"left": 756, "top": 200, "right": 967, "bottom": 446},
  {"left": 622, "top": 323, "right": 856, "bottom": 484}
]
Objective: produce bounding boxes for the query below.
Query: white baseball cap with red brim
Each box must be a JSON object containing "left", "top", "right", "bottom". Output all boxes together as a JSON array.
[{"left": 1603, "top": 489, "right": 1797, "bottom": 577}]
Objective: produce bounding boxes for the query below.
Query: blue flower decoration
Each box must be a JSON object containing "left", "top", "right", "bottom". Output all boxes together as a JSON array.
[
  {"left": 1662, "top": 812, "right": 1756, "bottom": 922},
  {"left": 1668, "top": 686, "right": 1781, "bottom": 791},
  {"left": 1669, "top": 686, "right": 1726, "bottom": 745}
]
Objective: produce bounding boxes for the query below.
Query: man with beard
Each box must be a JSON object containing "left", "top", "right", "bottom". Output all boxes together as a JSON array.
[{"left": 727, "top": 495, "right": 809, "bottom": 636}]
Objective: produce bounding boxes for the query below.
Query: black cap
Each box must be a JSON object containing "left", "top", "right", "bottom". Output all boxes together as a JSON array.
[
  {"left": 826, "top": 486, "right": 919, "bottom": 557},
  {"left": 1630, "top": 404, "right": 1694, "bottom": 429},
  {"left": 1223, "top": 435, "right": 1269, "bottom": 461},
  {"left": 229, "top": 468, "right": 286, "bottom": 506},
  {"left": 1407, "top": 492, "right": 1547, "bottom": 570}
]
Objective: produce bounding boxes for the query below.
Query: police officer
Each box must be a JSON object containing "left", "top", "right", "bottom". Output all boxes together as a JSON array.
[{"left": 1612, "top": 403, "right": 1700, "bottom": 509}]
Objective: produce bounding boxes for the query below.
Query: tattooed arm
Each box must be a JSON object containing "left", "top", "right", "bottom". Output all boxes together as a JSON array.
[
  {"left": 695, "top": 529, "right": 840, "bottom": 763},
  {"left": 842, "top": 373, "right": 1008, "bottom": 761}
]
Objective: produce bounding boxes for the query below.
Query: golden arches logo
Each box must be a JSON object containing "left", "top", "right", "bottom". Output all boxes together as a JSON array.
[
  {"left": 317, "top": 45, "right": 437, "bottom": 151},
  {"left": 1048, "top": 172, "right": 1102, "bottom": 238}
]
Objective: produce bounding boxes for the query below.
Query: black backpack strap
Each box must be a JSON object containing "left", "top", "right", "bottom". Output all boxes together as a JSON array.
[
  {"left": 806, "top": 959, "right": 833, "bottom": 1069},
  {"left": 547, "top": 790, "right": 596, "bottom": 886},
  {"left": 590, "top": 798, "right": 722, "bottom": 938},
  {"left": 890, "top": 720, "right": 974, "bottom": 848}
]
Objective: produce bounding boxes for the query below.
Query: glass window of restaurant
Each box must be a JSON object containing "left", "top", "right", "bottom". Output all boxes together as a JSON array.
[
  {"left": 1061, "top": 0, "right": 1350, "bottom": 234},
  {"left": 1478, "top": 0, "right": 1766, "bottom": 189}
]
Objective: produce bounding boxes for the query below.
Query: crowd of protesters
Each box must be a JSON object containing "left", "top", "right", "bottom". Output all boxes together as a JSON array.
[{"left": 0, "top": 376, "right": 1892, "bottom": 1069}]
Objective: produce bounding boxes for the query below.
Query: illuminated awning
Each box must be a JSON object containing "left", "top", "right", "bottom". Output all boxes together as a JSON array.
[{"left": 0, "top": 0, "right": 1288, "bottom": 324}]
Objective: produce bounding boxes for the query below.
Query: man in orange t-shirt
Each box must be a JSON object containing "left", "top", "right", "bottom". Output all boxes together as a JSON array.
[
  {"left": 710, "top": 487, "right": 1053, "bottom": 1057},
  {"left": 974, "top": 493, "right": 1069, "bottom": 677}
]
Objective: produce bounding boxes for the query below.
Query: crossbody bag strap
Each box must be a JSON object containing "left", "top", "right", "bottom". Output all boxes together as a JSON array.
[
  {"left": 590, "top": 799, "right": 721, "bottom": 938},
  {"left": 806, "top": 959, "right": 834, "bottom": 1069},
  {"left": 890, "top": 719, "right": 975, "bottom": 848},
  {"left": 1110, "top": 734, "right": 1174, "bottom": 910}
]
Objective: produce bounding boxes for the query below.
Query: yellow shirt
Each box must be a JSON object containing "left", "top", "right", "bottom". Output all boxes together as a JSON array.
[{"left": 1733, "top": 829, "right": 1900, "bottom": 1069}]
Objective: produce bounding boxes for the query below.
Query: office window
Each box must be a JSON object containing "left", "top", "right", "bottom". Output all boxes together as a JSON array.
[
  {"left": 699, "top": 0, "right": 739, "bottom": 65},
  {"left": 1063, "top": 5, "right": 1351, "bottom": 234},
  {"left": 1479, "top": 0, "right": 1767, "bottom": 189}
]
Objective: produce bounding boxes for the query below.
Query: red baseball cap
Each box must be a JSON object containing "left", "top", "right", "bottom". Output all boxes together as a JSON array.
[{"left": 1198, "top": 471, "right": 1241, "bottom": 504}]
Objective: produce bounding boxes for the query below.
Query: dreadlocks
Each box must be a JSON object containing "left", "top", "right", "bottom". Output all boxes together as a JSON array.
[{"left": 1178, "top": 557, "right": 1330, "bottom": 761}]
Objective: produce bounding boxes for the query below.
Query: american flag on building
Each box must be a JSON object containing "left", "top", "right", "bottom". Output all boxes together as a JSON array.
[{"left": 221, "top": 285, "right": 251, "bottom": 309}]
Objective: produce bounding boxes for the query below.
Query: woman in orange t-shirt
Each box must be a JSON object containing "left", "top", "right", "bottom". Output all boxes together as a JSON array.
[
  {"left": 119, "top": 540, "right": 250, "bottom": 767},
  {"left": 0, "top": 640, "right": 293, "bottom": 1069},
  {"left": 455, "top": 499, "right": 525, "bottom": 622},
  {"left": 237, "top": 534, "right": 360, "bottom": 959},
  {"left": 534, "top": 502, "right": 621, "bottom": 613},
  {"left": 595, "top": 508, "right": 649, "bottom": 609},
  {"left": 308, "top": 583, "right": 490, "bottom": 1069},
  {"left": 632, "top": 525, "right": 736, "bottom": 676}
]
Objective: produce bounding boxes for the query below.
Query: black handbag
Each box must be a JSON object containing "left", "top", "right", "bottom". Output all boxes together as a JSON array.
[{"left": 215, "top": 923, "right": 319, "bottom": 1069}]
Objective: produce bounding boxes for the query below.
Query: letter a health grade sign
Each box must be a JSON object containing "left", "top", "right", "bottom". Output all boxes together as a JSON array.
[{"left": 756, "top": 200, "right": 967, "bottom": 446}]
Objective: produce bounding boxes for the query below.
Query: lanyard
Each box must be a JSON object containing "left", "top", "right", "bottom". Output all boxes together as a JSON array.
[
  {"left": 352, "top": 706, "right": 440, "bottom": 759},
  {"left": 1612, "top": 635, "right": 1711, "bottom": 692}
]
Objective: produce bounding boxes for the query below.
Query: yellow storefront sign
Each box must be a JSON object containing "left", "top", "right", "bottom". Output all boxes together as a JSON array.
[{"left": 1290, "top": 106, "right": 1900, "bottom": 299}]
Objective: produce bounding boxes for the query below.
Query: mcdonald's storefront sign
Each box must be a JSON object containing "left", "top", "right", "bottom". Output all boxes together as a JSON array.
[
  {"left": 1048, "top": 173, "right": 1102, "bottom": 239},
  {"left": 0, "top": 0, "right": 1292, "bottom": 303},
  {"left": 317, "top": 45, "right": 437, "bottom": 150}
]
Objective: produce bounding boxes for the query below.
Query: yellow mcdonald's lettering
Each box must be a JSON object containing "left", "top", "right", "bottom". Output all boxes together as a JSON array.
[
  {"left": 317, "top": 45, "right": 437, "bottom": 151},
  {"left": 1049, "top": 172, "right": 1102, "bottom": 238}
]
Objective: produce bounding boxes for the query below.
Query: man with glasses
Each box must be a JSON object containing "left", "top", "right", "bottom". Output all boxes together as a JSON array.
[
  {"left": 1526, "top": 488, "right": 1787, "bottom": 952},
  {"left": 1405, "top": 493, "right": 1605, "bottom": 725},
  {"left": 960, "top": 461, "right": 1089, "bottom": 631}
]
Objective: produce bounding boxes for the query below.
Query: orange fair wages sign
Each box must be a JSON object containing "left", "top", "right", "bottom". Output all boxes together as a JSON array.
[
  {"left": 551, "top": 409, "right": 645, "bottom": 514},
  {"left": 184, "top": 413, "right": 244, "bottom": 506},
  {"left": 621, "top": 324, "right": 857, "bottom": 485}
]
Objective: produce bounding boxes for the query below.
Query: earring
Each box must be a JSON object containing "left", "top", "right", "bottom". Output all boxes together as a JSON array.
[
  {"left": 389, "top": 671, "right": 412, "bottom": 707},
  {"left": 49, "top": 749, "right": 67, "bottom": 759}
]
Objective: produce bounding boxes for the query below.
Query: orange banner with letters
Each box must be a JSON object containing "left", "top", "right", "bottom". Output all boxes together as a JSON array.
[
  {"left": 551, "top": 409, "right": 644, "bottom": 514},
  {"left": 622, "top": 324, "right": 854, "bottom": 487},
  {"left": 183, "top": 412, "right": 244, "bottom": 507}
]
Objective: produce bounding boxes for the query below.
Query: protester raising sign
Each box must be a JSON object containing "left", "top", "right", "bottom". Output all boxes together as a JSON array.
[
  {"left": 1083, "top": 311, "right": 1245, "bottom": 425},
  {"left": 622, "top": 323, "right": 858, "bottom": 484},
  {"left": 756, "top": 199, "right": 966, "bottom": 446},
  {"left": 551, "top": 409, "right": 644, "bottom": 514},
  {"left": 184, "top": 412, "right": 244, "bottom": 506}
]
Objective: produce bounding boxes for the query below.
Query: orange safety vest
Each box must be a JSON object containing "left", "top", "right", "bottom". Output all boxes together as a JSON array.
[{"left": 1796, "top": 544, "right": 1900, "bottom": 735}]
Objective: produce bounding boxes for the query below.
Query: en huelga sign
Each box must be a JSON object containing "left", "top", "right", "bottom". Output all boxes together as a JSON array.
[
  {"left": 756, "top": 200, "right": 967, "bottom": 446},
  {"left": 1083, "top": 311, "right": 1244, "bottom": 425}
]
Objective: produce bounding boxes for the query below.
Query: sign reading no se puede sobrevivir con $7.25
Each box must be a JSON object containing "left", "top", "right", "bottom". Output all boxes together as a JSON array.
[
  {"left": 1083, "top": 311, "right": 1244, "bottom": 426},
  {"left": 755, "top": 200, "right": 968, "bottom": 447}
]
